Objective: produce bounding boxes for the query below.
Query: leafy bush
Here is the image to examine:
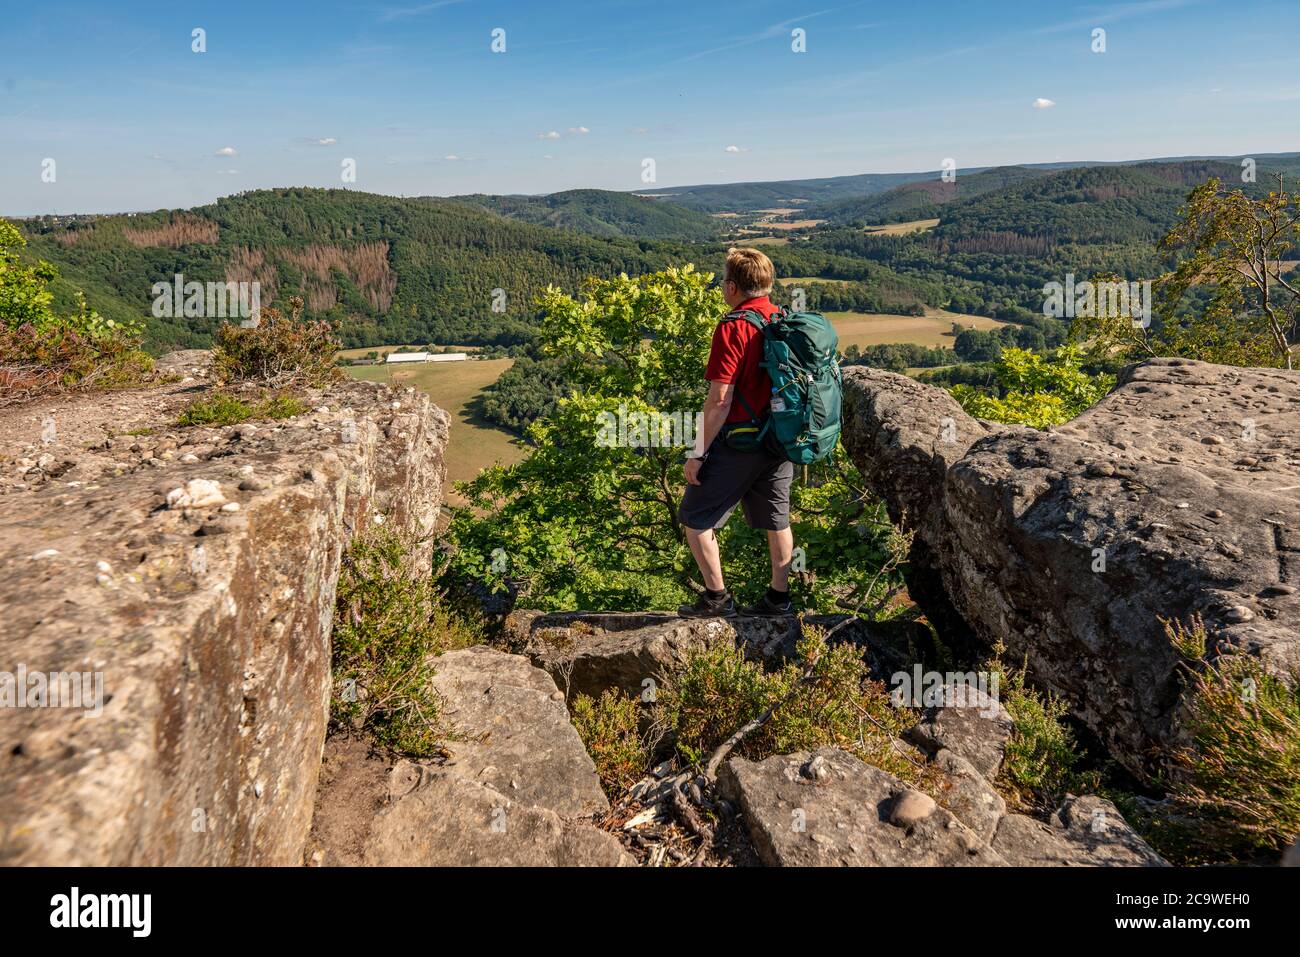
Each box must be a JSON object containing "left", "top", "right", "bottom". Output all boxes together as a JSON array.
[
  {"left": 950, "top": 344, "right": 1112, "bottom": 428},
  {"left": 994, "top": 659, "right": 1095, "bottom": 812},
  {"left": 1162, "top": 640, "right": 1300, "bottom": 860},
  {"left": 658, "top": 627, "right": 921, "bottom": 782},
  {"left": 571, "top": 689, "right": 650, "bottom": 797},
  {"left": 0, "top": 219, "right": 152, "bottom": 402},
  {"left": 176, "top": 390, "right": 307, "bottom": 426},
  {"left": 331, "top": 528, "right": 481, "bottom": 756},
  {"left": 211, "top": 295, "right": 341, "bottom": 388}
]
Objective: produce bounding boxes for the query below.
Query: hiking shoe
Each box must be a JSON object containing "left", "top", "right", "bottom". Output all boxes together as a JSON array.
[
  {"left": 678, "top": 591, "right": 737, "bottom": 618},
  {"left": 740, "top": 593, "right": 794, "bottom": 618}
]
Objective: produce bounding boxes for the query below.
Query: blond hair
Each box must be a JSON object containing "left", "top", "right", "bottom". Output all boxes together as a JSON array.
[{"left": 724, "top": 247, "right": 774, "bottom": 297}]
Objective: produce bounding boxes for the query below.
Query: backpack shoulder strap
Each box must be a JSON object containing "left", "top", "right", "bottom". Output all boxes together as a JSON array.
[{"left": 722, "top": 308, "right": 770, "bottom": 332}]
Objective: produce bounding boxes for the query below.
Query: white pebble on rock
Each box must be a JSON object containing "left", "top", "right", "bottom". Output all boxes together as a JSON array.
[{"left": 166, "top": 479, "right": 226, "bottom": 509}]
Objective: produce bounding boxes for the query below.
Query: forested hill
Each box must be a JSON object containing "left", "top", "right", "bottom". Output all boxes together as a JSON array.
[
  {"left": 18, "top": 154, "right": 1300, "bottom": 354},
  {"left": 931, "top": 162, "right": 1245, "bottom": 244},
  {"left": 809, "top": 166, "right": 1052, "bottom": 226},
  {"left": 634, "top": 169, "right": 942, "bottom": 212},
  {"left": 449, "top": 188, "right": 721, "bottom": 241},
  {"left": 637, "top": 151, "right": 1300, "bottom": 214},
  {"left": 20, "top": 188, "right": 707, "bottom": 351}
]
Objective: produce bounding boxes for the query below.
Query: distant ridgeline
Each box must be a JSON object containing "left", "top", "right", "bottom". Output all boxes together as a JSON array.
[{"left": 18, "top": 154, "right": 1300, "bottom": 354}]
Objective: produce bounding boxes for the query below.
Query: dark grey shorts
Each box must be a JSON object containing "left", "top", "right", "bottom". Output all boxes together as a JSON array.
[{"left": 678, "top": 440, "right": 794, "bottom": 531}]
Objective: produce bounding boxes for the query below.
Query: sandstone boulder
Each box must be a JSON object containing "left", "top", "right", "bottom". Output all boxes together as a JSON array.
[
  {"left": 0, "top": 355, "right": 449, "bottom": 865},
  {"left": 931, "top": 748, "right": 1005, "bottom": 843},
  {"left": 905, "top": 680, "right": 1013, "bottom": 780},
  {"left": 508, "top": 610, "right": 928, "bottom": 703},
  {"left": 364, "top": 765, "right": 633, "bottom": 867},
  {"left": 992, "top": 795, "right": 1168, "bottom": 866},
  {"left": 841, "top": 358, "right": 1300, "bottom": 775},
  {"left": 717, "top": 747, "right": 1005, "bottom": 866},
  {"left": 430, "top": 646, "right": 609, "bottom": 816}
]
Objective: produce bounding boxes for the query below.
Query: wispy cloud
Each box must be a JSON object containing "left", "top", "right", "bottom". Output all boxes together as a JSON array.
[
  {"left": 1032, "top": 97, "right": 1056, "bottom": 109},
  {"left": 1033, "top": 0, "right": 1199, "bottom": 34},
  {"left": 667, "top": 8, "right": 837, "bottom": 65},
  {"left": 378, "top": 0, "right": 464, "bottom": 23},
  {"left": 215, "top": 146, "right": 237, "bottom": 156}
]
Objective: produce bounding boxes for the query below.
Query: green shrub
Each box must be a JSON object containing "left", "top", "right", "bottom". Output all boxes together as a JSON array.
[
  {"left": 331, "top": 528, "right": 481, "bottom": 756},
  {"left": 255, "top": 392, "right": 309, "bottom": 420},
  {"left": 176, "top": 390, "right": 308, "bottom": 426},
  {"left": 211, "top": 295, "right": 341, "bottom": 388},
  {"left": 996, "top": 662, "right": 1095, "bottom": 811},
  {"left": 1, "top": 220, "right": 152, "bottom": 402},
  {"left": 1163, "top": 651, "right": 1300, "bottom": 860},
  {"left": 571, "top": 689, "right": 650, "bottom": 797},
  {"left": 658, "top": 627, "right": 921, "bottom": 782}
]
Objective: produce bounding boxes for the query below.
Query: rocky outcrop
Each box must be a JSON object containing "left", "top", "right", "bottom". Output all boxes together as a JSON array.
[
  {"left": 992, "top": 796, "right": 1168, "bottom": 867},
  {"left": 905, "top": 682, "right": 1013, "bottom": 780},
  {"left": 718, "top": 748, "right": 1004, "bottom": 866},
  {"left": 718, "top": 747, "right": 1164, "bottom": 867},
  {"left": 364, "top": 764, "right": 633, "bottom": 867},
  {"left": 841, "top": 358, "right": 1300, "bottom": 775},
  {"left": 309, "top": 647, "right": 627, "bottom": 866},
  {"left": 506, "top": 609, "right": 930, "bottom": 703},
  {"left": 0, "top": 353, "right": 449, "bottom": 865},
  {"left": 428, "top": 646, "right": 608, "bottom": 816}
]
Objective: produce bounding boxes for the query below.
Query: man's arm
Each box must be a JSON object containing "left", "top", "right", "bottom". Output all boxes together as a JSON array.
[{"left": 684, "top": 379, "right": 732, "bottom": 485}]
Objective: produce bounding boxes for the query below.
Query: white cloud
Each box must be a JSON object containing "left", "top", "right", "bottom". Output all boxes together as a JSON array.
[
  {"left": 215, "top": 146, "right": 237, "bottom": 156},
  {"left": 537, "top": 130, "right": 561, "bottom": 140},
  {"left": 724, "top": 145, "right": 748, "bottom": 153},
  {"left": 379, "top": 0, "right": 464, "bottom": 23},
  {"left": 444, "top": 154, "right": 460, "bottom": 161},
  {"left": 1032, "top": 98, "right": 1056, "bottom": 109},
  {"left": 314, "top": 137, "right": 338, "bottom": 146},
  {"left": 567, "top": 126, "right": 590, "bottom": 135},
  {"left": 216, "top": 169, "right": 240, "bottom": 175}
]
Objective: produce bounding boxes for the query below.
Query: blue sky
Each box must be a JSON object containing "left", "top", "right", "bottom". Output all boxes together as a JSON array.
[{"left": 2, "top": 0, "right": 1297, "bottom": 215}]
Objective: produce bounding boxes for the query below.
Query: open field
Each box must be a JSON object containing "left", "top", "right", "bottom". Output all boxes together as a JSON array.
[
  {"left": 345, "top": 357, "right": 524, "bottom": 501},
  {"left": 827, "top": 307, "right": 1005, "bottom": 351},
  {"left": 780, "top": 276, "right": 856, "bottom": 286},
  {"left": 338, "top": 343, "right": 483, "bottom": 360},
  {"left": 863, "top": 218, "right": 940, "bottom": 236}
]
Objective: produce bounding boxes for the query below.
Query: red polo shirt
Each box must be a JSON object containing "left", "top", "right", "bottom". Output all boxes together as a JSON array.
[{"left": 705, "top": 295, "right": 779, "bottom": 424}]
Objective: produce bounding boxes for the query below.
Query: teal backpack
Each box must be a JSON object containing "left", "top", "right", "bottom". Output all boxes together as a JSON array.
[{"left": 720, "top": 307, "right": 843, "bottom": 465}]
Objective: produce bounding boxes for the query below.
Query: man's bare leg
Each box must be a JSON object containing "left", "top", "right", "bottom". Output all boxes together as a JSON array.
[
  {"left": 766, "top": 526, "right": 794, "bottom": 591},
  {"left": 685, "top": 526, "right": 726, "bottom": 592}
]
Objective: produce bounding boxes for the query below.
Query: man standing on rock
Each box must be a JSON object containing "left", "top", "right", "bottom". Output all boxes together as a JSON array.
[{"left": 678, "top": 247, "right": 794, "bottom": 618}]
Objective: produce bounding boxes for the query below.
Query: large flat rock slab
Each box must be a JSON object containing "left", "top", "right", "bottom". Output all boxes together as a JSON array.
[
  {"left": 364, "top": 764, "right": 633, "bottom": 867},
  {"left": 0, "top": 355, "right": 448, "bottom": 865},
  {"left": 718, "top": 747, "right": 1004, "bottom": 866},
  {"left": 842, "top": 358, "right": 1300, "bottom": 775},
  {"left": 430, "top": 646, "right": 609, "bottom": 817}
]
